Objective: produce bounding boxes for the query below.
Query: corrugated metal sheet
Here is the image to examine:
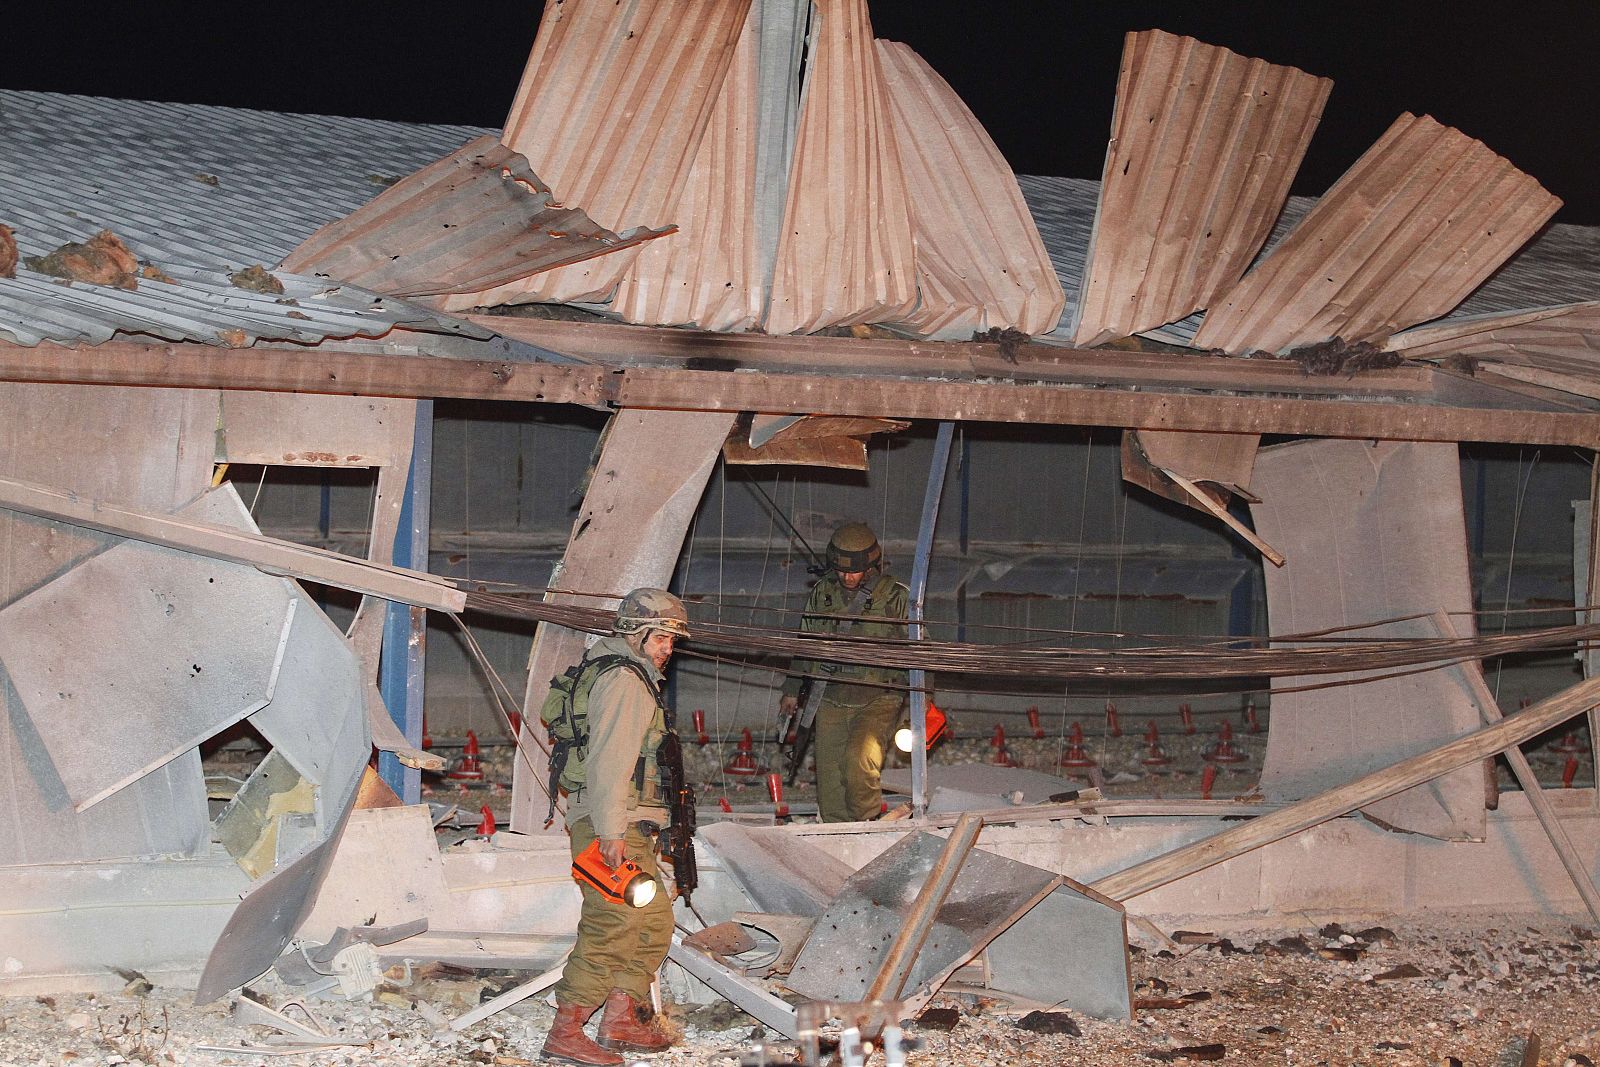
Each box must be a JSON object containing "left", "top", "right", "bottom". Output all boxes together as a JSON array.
[
  {"left": 280, "top": 135, "right": 670, "bottom": 304},
  {"left": 470, "top": 0, "right": 752, "bottom": 308},
  {"left": 609, "top": 4, "right": 770, "bottom": 331},
  {"left": 1387, "top": 301, "right": 1600, "bottom": 363},
  {"left": 763, "top": 0, "right": 918, "bottom": 335},
  {"left": 0, "top": 262, "right": 488, "bottom": 348},
  {"left": 1072, "top": 31, "right": 1330, "bottom": 347},
  {"left": 0, "top": 90, "right": 488, "bottom": 270},
  {"left": 1192, "top": 113, "right": 1562, "bottom": 354},
  {"left": 877, "top": 40, "right": 1064, "bottom": 339}
]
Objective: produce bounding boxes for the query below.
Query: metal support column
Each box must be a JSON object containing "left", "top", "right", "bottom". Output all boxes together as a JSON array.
[
  {"left": 909, "top": 421, "right": 955, "bottom": 816},
  {"left": 379, "top": 400, "right": 433, "bottom": 802}
]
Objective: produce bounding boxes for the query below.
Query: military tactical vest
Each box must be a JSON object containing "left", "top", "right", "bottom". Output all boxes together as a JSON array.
[
  {"left": 805, "top": 572, "right": 910, "bottom": 704},
  {"left": 539, "top": 652, "right": 668, "bottom": 824}
]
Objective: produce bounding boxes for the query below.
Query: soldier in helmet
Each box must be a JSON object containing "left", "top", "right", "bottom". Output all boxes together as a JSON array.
[
  {"left": 543, "top": 588, "right": 687, "bottom": 1066},
  {"left": 779, "top": 522, "right": 910, "bottom": 822}
]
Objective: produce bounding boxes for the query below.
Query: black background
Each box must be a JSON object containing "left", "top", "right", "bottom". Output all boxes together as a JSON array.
[{"left": 6, "top": 2, "right": 1596, "bottom": 223}]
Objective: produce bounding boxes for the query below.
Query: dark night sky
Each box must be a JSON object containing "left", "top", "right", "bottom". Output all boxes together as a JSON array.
[{"left": 5, "top": 2, "right": 1598, "bottom": 224}]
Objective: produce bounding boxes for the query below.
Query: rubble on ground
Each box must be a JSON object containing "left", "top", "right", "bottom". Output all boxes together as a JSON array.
[{"left": 3, "top": 920, "right": 1596, "bottom": 1066}]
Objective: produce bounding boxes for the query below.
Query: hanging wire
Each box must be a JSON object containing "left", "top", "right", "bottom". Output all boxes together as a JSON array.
[
  {"left": 449, "top": 614, "right": 560, "bottom": 813},
  {"left": 1492, "top": 448, "right": 1541, "bottom": 702}
]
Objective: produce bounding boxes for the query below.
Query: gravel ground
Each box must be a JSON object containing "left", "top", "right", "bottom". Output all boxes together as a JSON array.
[{"left": 4, "top": 920, "right": 1597, "bottom": 1066}]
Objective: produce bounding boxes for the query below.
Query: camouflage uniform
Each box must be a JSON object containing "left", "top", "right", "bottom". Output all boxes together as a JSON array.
[
  {"left": 554, "top": 634, "right": 674, "bottom": 1008},
  {"left": 782, "top": 571, "right": 909, "bottom": 822}
]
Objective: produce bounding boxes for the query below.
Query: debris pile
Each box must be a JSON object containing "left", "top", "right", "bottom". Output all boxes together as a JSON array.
[{"left": 23, "top": 229, "right": 141, "bottom": 290}]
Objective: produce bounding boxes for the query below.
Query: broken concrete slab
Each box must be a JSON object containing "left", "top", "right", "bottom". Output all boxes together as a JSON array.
[{"left": 294, "top": 806, "right": 451, "bottom": 944}]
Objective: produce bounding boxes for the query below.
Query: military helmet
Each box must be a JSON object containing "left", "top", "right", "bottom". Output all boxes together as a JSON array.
[
  {"left": 826, "top": 522, "right": 882, "bottom": 574},
  {"left": 614, "top": 587, "right": 690, "bottom": 639}
]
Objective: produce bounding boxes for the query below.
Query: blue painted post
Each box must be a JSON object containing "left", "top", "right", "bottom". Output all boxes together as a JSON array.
[
  {"left": 379, "top": 401, "right": 434, "bottom": 802},
  {"left": 908, "top": 421, "right": 955, "bottom": 816}
]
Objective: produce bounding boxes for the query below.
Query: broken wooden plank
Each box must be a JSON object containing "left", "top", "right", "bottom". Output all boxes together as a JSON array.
[
  {"left": 667, "top": 936, "right": 799, "bottom": 1039},
  {"left": 1159, "top": 467, "right": 1284, "bottom": 567},
  {"left": 448, "top": 953, "right": 570, "bottom": 1032},
  {"left": 1089, "top": 673, "right": 1600, "bottom": 901},
  {"left": 1435, "top": 612, "right": 1600, "bottom": 925},
  {"left": 4, "top": 335, "right": 1599, "bottom": 446},
  {"left": 0, "top": 474, "right": 465, "bottom": 613}
]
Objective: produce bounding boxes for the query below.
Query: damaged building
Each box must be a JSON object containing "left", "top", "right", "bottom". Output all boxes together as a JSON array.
[{"left": 1, "top": 2, "right": 1598, "bottom": 1063}]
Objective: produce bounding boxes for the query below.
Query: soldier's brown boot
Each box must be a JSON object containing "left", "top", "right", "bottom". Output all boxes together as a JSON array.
[
  {"left": 596, "top": 988, "right": 672, "bottom": 1052},
  {"left": 542, "top": 1001, "right": 622, "bottom": 1066}
]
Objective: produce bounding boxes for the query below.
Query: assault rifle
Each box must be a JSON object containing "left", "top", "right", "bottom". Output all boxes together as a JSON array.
[
  {"left": 777, "top": 676, "right": 828, "bottom": 786},
  {"left": 656, "top": 725, "right": 698, "bottom": 906}
]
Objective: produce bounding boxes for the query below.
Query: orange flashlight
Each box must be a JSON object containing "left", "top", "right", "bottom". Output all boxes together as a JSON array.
[
  {"left": 572, "top": 839, "right": 658, "bottom": 908},
  {"left": 894, "top": 704, "right": 950, "bottom": 753}
]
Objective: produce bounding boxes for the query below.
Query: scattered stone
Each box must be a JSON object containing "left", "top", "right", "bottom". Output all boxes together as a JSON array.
[
  {"left": 1016, "top": 1011, "right": 1080, "bottom": 1036},
  {"left": 1147, "top": 1042, "right": 1226, "bottom": 1061},
  {"left": 913, "top": 1007, "right": 961, "bottom": 1032},
  {"left": 1317, "top": 946, "right": 1364, "bottom": 963}
]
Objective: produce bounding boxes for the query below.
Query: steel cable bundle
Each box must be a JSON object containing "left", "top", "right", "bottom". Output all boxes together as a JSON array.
[{"left": 463, "top": 590, "right": 1600, "bottom": 682}]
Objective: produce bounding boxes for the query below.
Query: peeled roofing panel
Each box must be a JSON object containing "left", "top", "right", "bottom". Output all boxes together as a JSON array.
[
  {"left": 763, "top": 0, "right": 917, "bottom": 336},
  {"left": 1249, "top": 439, "right": 1486, "bottom": 841},
  {"left": 0, "top": 263, "right": 484, "bottom": 348},
  {"left": 1072, "top": 31, "right": 1330, "bottom": 347},
  {"left": 470, "top": 0, "right": 752, "bottom": 307},
  {"left": 1193, "top": 113, "right": 1562, "bottom": 354},
  {"left": 877, "top": 40, "right": 1064, "bottom": 339},
  {"left": 1387, "top": 301, "right": 1600, "bottom": 368},
  {"left": 280, "top": 136, "right": 670, "bottom": 304},
  {"left": 611, "top": 6, "right": 765, "bottom": 331}
]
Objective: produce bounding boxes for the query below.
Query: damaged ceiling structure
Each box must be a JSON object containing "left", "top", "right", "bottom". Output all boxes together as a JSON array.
[{"left": 2, "top": 0, "right": 1600, "bottom": 1057}]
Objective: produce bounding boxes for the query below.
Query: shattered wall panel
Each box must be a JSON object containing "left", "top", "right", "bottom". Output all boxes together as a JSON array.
[
  {"left": 279, "top": 136, "right": 670, "bottom": 305},
  {"left": 1071, "top": 31, "right": 1330, "bottom": 347},
  {"left": 610, "top": 6, "right": 765, "bottom": 331},
  {"left": 469, "top": 0, "right": 752, "bottom": 307},
  {"left": 0, "top": 518, "right": 294, "bottom": 814},
  {"left": 876, "top": 40, "right": 1064, "bottom": 339},
  {"left": 0, "top": 383, "right": 213, "bottom": 864},
  {"left": 763, "top": 0, "right": 918, "bottom": 335},
  {"left": 1249, "top": 439, "right": 1487, "bottom": 840},
  {"left": 1194, "top": 113, "right": 1561, "bottom": 354}
]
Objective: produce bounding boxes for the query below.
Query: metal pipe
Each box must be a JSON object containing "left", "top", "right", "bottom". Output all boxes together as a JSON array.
[{"left": 908, "top": 422, "right": 955, "bottom": 816}]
